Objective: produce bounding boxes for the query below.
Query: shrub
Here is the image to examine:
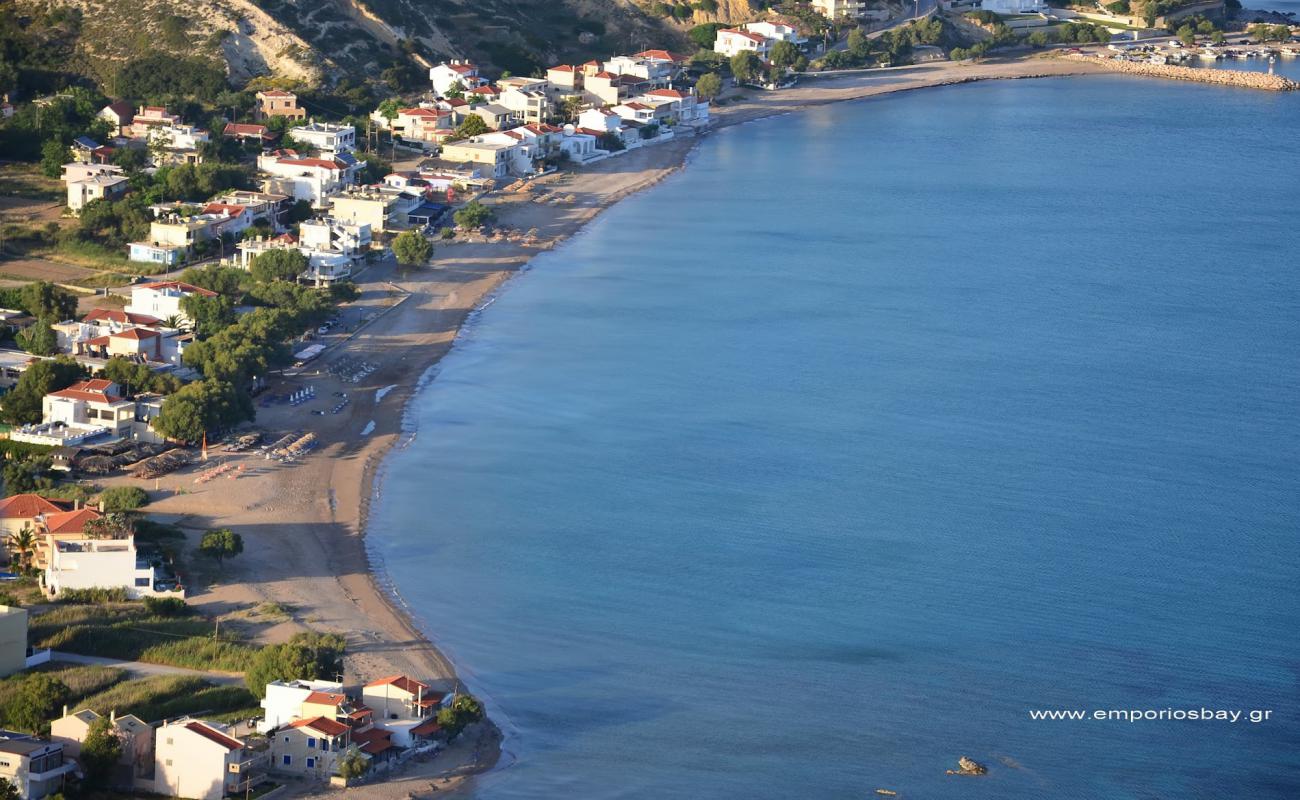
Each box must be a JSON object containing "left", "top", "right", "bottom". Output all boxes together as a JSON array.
[
  {"left": 58, "top": 587, "right": 130, "bottom": 604},
  {"left": 143, "top": 597, "right": 190, "bottom": 617},
  {"left": 98, "top": 485, "right": 149, "bottom": 512}
]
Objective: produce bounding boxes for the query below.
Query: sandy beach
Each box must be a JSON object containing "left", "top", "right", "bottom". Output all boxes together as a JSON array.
[{"left": 113, "top": 53, "right": 1112, "bottom": 797}]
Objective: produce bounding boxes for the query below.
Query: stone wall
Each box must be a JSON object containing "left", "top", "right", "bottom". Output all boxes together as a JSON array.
[{"left": 1062, "top": 54, "right": 1298, "bottom": 91}]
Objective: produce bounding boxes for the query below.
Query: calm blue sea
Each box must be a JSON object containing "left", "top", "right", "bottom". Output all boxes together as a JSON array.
[{"left": 369, "top": 75, "right": 1300, "bottom": 799}]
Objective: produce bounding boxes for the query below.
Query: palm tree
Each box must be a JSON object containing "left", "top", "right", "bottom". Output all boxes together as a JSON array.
[
  {"left": 7, "top": 525, "right": 36, "bottom": 573},
  {"left": 161, "top": 314, "right": 188, "bottom": 332}
]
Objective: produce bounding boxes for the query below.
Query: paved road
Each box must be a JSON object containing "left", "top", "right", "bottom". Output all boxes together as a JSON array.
[{"left": 50, "top": 651, "right": 246, "bottom": 686}]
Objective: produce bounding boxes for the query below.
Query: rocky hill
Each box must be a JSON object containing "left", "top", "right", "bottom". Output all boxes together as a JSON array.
[{"left": 16, "top": 0, "right": 691, "bottom": 91}]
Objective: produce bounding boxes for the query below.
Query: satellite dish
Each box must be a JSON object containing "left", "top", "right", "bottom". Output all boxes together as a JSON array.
[{"left": 563, "top": 123, "right": 576, "bottom": 135}]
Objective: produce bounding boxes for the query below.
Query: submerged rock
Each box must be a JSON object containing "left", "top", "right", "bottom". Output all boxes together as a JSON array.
[{"left": 946, "top": 756, "right": 988, "bottom": 776}]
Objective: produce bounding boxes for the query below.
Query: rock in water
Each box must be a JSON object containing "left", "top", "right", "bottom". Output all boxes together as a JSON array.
[{"left": 946, "top": 756, "right": 988, "bottom": 776}]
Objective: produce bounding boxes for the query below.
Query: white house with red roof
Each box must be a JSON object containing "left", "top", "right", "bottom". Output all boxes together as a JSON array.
[
  {"left": 153, "top": 718, "right": 266, "bottom": 800},
  {"left": 362, "top": 675, "right": 448, "bottom": 747},
  {"left": 257, "top": 150, "right": 360, "bottom": 208},
  {"left": 125, "top": 281, "right": 217, "bottom": 326},
  {"left": 128, "top": 106, "right": 180, "bottom": 139},
  {"left": 604, "top": 54, "right": 675, "bottom": 84},
  {"left": 429, "top": 60, "right": 488, "bottom": 98},
  {"left": 0, "top": 494, "right": 65, "bottom": 542},
  {"left": 743, "top": 21, "right": 806, "bottom": 45},
  {"left": 635, "top": 88, "right": 710, "bottom": 125},
  {"left": 30, "top": 378, "right": 166, "bottom": 446},
  {"left": 258, "top": 679, "right": 347, "bottom": 733},
  {"left": 43, "top": 528, "right": 185, "bottom": 600},
  {"left": 715, "top": 27, "right": 773, "bottom": 58}
]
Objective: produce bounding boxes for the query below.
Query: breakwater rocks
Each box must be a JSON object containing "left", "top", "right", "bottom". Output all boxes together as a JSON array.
[{"left": 1062, "top": 54, "right": 1298, "bottom": 91}]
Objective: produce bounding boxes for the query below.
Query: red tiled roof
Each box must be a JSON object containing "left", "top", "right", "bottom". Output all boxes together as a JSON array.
[
  {"left": 646, "top": 89, "right": 686, "bottom": 99},
  {"left": 448, "top": 63, "right": 478, "bottom": 74},
  {"left": 410, "top": 718, "right": 441, "bottom": 737},
  {"left": 83, "top": 309, "right": 162, "bottom": 326},
  {"left": 258, "top": 90, "right": 295, "bottom": 98},
  {"left": 548, "top": 64, "right": 575, "bottom": 72},
  {"left": 43, "top": 508, "right": 102, "bottom": 535},
  {"left": 634, "top": 49, "right": 681, "bottom": 62},
  {"left": 278, "top": 157, "right": 342, "bottom": 171},
  {"left": 49, "top": 379, "right": 123, "bottom": 404},
  {"left": 0, "top": 494, "right": 65, "bottom": 519},
  {"left": 399, "top": 108, "right": 442, "bottom": 118},
  {"left": 138, "top": 281, "right": 218, "bottom": 297},
  {"left": 592, "top": 71, "right": 616, "bottom": 79},
  {"left": 184, "top": 721, "right": 244, "bottom": 750},
  {"left": 722, "top": 29, "right": 767, "bottom": 44},
  {"left": 103, "top": 101, "right": 133, "bottom": 120},
  {"left": 304, "top": 691, "right": 347, "bottom": 707},
  {"left": 364, "top": 675, "right": 430, "bottom": 695},
  {"left": 352, "top": 728, "right": 393, "bottom": 754},
  {"left": 289, "top": 716, "right": 350, "bottom": 737},
  {"left": 224, "top": 122, "right": 269, "bottom": 136},
  {"left": 112, "top": 327, "right": 160, "bottom": 340},
  {"left": 201, "top": 203, "right": 247, "bottom": 217}
]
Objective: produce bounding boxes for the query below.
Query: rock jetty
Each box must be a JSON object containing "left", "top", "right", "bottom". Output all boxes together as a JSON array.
[{"left": 1062, "top": 54, "right": 1298, "bottom": 91}]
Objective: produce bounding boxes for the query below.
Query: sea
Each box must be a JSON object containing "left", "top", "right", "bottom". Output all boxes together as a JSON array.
[{"left": 368, "top": 69, "right": 1300, "bottom": 799}]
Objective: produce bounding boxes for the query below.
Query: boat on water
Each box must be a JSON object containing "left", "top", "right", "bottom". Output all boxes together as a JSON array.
[{"left": 874, "top": 791, "right": 898, "bottom": 797}]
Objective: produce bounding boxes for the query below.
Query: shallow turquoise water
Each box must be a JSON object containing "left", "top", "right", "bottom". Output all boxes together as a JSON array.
[{"left": 370, "top": 75, "right": 1300, "bottom": 799}]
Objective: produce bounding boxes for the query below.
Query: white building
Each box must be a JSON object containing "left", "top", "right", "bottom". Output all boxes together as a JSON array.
[
  {"left": 289, "top": 122, "right": 356, "bottom": 154},
  {"left": 61, "top": 163, "right": 128, "bottom": 213},
  {"left": 362, "top": 675, "right": 447, "bottom": 748},
  {"left": 147, "top": 123, "right": 210, "bottom": 152},
  {"left": 429, "top": 60, "right": 487, "bottom": 98},
  {"left": 981, "top": 0, "right": 1047, "bottom": 11},
  {"left": 715, "top": 28, "right": 772, "bottom": 59},
  {"left": 440, "top": 137, "right": 527, "bottom": 179},
  {"left": 812, "top": 0, "right": 868, "bottom": 16},
  {"left": 257, "top": 679, "right": 346, "bottom": 734},
  {"left": 154, "top": 719, "right": 265, "bottom": 800},
  {"left": 0, "top": 738, "right": 76, "bottom": 800},
  {"left": 257, "top": 151, "right": 357, "bottom": 208},
  {"left": 744, "top": 22, "right": 806, "bottom": 46},
  {"left": 44, "top": 533, "right": 182, "bottom": 599},
  {"left": 497, "top": 77, "right": 552, "bottom": 125},
  {"left": 124, "top": 281, "right": 218, "bottom": 326},
  {"left": 557, "top": 127, "right": 605, "bottom": 164}
]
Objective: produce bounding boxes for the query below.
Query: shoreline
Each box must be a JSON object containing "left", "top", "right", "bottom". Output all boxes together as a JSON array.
[{"left": 135, "top": 50, "right": 1275, "bottom": 797}]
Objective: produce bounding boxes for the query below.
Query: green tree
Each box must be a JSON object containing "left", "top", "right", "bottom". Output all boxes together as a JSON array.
[
  {"left": 153, "top": 379, "right": 252, "bottom": 442},
  {"left": 1, "top": 673, "right": 70, "bottom": 733},
  {"left": 15, "top": 317, "right": 58, "bottom": 356},
  {"left": 453, "top": 201, "right": 494, "bottom": 230},
  {"left": 244, "top": 632, "right": 346, "bottom": 697},
  {"left": 180, "top": 293, "right": 237, "bottom": 339},
  {"left": 199, "top": 528, "right": 243, "bottom": 567},
  {"left": 338, "top": 748, "right": 371, "bottom": 780},
  {"left": 444, "top": 80, "right": 465, "bottom": 100},
  {"left": 21, "top": 282, "right": 78, "bottom": 320},
  {"left": 179, "top": 264, "right": 247, "bottom": 296},
  {"left": 696, "top": 72, "right": 723, "bottom": 101},
  {"left": 2, "top": 456, "right": 52, "bottom": 495},
  {"left": 688, "top": 22, "right": 727, "bottom": 50},
  {"left": 1177, "top": 24, "right": 1196, "bottom": 46},
  {"left": 376, "top": 98, "right": 401, "bottom": 121},
  {"left": 79, "top": 716, "right": 123, "bottom": 787},
  {"left": 41, "top": 140, "right": 67, "bottom": 180},
  {"left": 83, "top": 512, "right": 135, "bottom": 540},
  {"left": 770, "top": 40, "right": 800, "bottom": 70},
  {"left": 6, "top": 526, "right": 36, "bottom": 572},
  {"left": 435, "top": 692, "right": 486, "bottom": 741},
  {"left": 98, "top": 485, "right": 149, "bottom": 512},
  {"left": 392, "top": 231, "right": 432, "bottom": 266},
  {"left": 730, "top": 52, "right": 762, "bottom": 84},
  {"left": 250, "top": 249, "right": 307, "bottom": 283},
  {"left": 454, "top": 114, "right": 490, "bottom": 139},
  {"left": 847, "top": 28, "right": 871, "bottom": 62},
  {"left": 0, "top": 777, "right": 18, "bottom": 800},
  {"left": 1, "top": 356, "right": 86, "bottom": 424}
]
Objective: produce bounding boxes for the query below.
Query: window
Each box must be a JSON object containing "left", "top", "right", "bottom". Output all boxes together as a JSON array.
[
  {"left": 165, "top": 759, "right": 172, "bottom": 766},
  {"left": 282, "top": 755, "right": 291, "bottom": 766},
  {"left": 135, "top": 578, "right": 150, "bottom": 587},
  {"left": 306, "top": 757, "right": 315, "bottom": 768},
  {"left": 306, "top": 737, "right": 316, "bottom": 749}
]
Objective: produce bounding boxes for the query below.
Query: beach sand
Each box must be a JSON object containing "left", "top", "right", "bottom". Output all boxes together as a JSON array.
[{"left": 117, "top": 53, "right": 1107, "bottom": 797}]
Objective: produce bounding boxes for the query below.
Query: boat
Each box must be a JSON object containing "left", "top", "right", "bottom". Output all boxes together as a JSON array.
[{"left": 874, "top": 791, "right": 898, "bottom": 797}]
